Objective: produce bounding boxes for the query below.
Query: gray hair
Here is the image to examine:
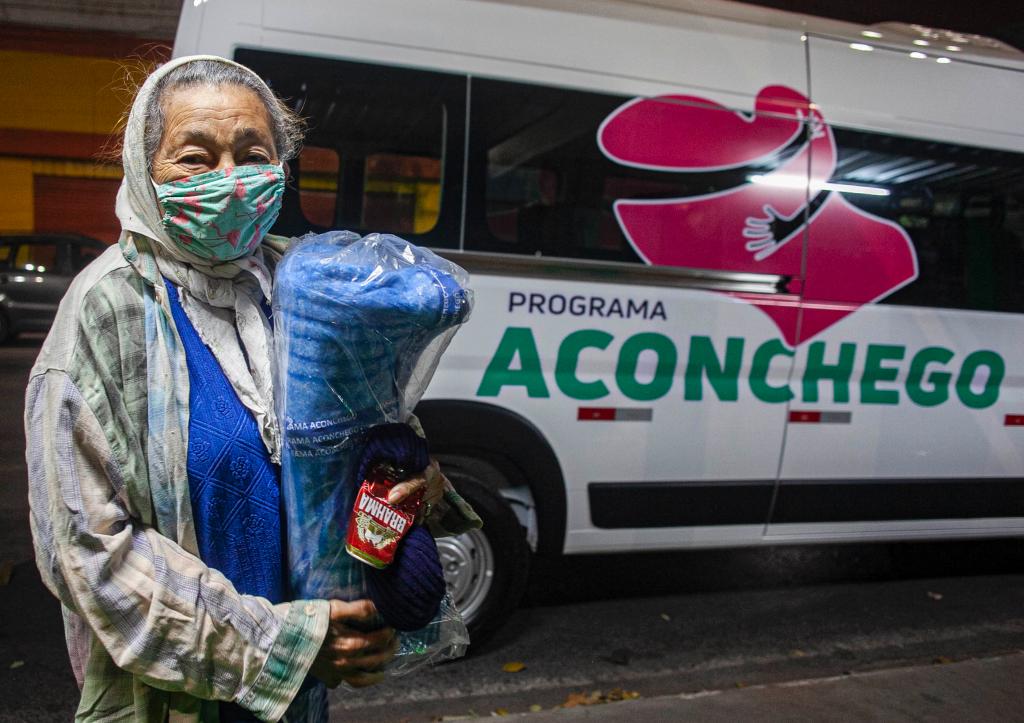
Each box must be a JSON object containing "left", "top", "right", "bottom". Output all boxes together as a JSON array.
[{"left": 143, "top": 59, "right": 304, "bottom": 168}]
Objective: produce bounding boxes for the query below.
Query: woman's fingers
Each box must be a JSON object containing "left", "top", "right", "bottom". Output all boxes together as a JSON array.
[
  {"left": 389, "top": 459, "right": 446, "bottom": 508},
  {"left": 321, "top": 631, "right": 397, "bottom": 679},
  {"left": 342, "top": 638, "right": 399, "bottom": 671},
  {"left": 387, "top": 477, "right": 426, "bottom": 505},
  {"left": 324, "top": 639, "right": 396, "bottom": 668},
  {"left": 312, "top": 601, "right": 398, "bottom": 688},
  {"left": 328, "top": 598, "right": 379, "bottom": 626},
  {"left": 328, "top": 628, "right": 391, "bottom": 655},
  {"left": 338, "top": 625, "right": 394, "bottom": 651},
  {"left": 341, "top": 670, "right": 387, "bottom": 688}
]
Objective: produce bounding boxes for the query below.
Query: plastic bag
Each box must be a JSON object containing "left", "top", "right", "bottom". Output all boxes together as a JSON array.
[{"left": 273, "top": 231, "right": 474, "bottom": 676}]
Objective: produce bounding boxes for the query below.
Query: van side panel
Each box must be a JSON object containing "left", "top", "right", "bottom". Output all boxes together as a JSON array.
[
  {"left": 174, "top": 0, "right": 1024, "bottom": 553},
  {"left": 425, "top": 273, "right": 796, "bottom": 553}
]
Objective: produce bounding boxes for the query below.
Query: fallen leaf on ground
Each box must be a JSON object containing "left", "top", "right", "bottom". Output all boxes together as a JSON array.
[
  {"left": 559, "top": 688, "right": 639, "bottom": 708},
  {"left": 927, "top": 591, "right": 943, "bottom": 601},
  {"left": 934, "top": 656, "right": 952, "bottom": 664},
  {"left": 561, "top": 691, "right": 601, "bottom": 708},
  {"left": 501, "top": 661, "right": 526, "bottom": 673},
  {"left": 789, "top": 649, "right": 806, "bottom": 658},
  {"left": 660, "top": 613, "right": 671, "bottom": 621},
  {"left": 529, "top": 704, "right": 543, "bottom": 712},
  {"left": 0, "top": 562, "right": 13, "bottom": 586},
  {"left": 491, "top": 708, "right": 509, "bottom": 716},
  {"left": 10, "top": 660, "right": 24, "bottom": 669}
]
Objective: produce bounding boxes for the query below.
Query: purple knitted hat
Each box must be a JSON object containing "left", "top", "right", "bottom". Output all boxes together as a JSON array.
[
  {"left": 366, "top": 525, "right": 446, "bottom": 631},
  {"left": 356, "top": 423, "right": 445, "bottom": 631}
]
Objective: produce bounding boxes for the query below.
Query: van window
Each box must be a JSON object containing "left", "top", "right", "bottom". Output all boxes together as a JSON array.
[
  {"left": 297, "top": 145, "right": 339, "bottom": 228},
  {"left": 464, "top": 78, "right": 811, "bottom": 266},
  {"left": 829, "top": 126, "right": 1024, "bottom": 313},
  {"left": 363, "top": 153, "right": 442, "bottom": 235},
  {"left": 466, "top": 78, "right": 648, "bottom": 263},
  {"left": 235, "top": 49, "right": 466, "bottom": 247}
]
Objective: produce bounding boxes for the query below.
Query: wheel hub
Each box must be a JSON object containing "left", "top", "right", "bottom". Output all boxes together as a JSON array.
[{"left": 435, "top": 528, "right": 495, "bottom": 625}]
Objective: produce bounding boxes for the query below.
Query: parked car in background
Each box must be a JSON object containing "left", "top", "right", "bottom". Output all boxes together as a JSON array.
[{"left": 0, "top": 234, "right": 107, "bottom": 343}]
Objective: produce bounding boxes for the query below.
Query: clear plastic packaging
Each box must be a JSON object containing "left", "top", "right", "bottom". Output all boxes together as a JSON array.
[{"left": 273, "top": 231, "right": 473, "bottom": 676}]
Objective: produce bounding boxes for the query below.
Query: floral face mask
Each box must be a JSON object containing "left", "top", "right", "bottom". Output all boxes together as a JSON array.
[{"left": 153, "top": 164, "right": 285, "bottom": 261}]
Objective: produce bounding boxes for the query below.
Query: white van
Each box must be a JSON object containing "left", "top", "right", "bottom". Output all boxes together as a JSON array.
[{"left": 175, "top": 0, "right": 1024, "bottom": 639}]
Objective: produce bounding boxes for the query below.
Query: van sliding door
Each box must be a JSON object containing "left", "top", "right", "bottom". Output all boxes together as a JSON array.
[
  {"left": 460, "top": 77, "right": 815, "bottom": 547},
  {"left": 769, "top": 37, "right": 1024, "bottom": 539}
]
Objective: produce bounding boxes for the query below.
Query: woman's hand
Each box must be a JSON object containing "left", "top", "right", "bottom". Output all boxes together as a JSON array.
[
  {"left": 309, "top": 600, "right": 397, "bottom": 688},
  {"left": 387, "top": 458, "right": 449, "bottom": 522}
]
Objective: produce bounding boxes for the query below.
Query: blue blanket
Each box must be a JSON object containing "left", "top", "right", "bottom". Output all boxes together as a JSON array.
[{"left": 273, "top": 232, "right": 471, "bottom": 602}]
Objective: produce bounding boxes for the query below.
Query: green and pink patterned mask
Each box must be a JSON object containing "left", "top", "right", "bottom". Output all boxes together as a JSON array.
[{"left": 153, "top": 164, "right": 285, "bottom": 261}]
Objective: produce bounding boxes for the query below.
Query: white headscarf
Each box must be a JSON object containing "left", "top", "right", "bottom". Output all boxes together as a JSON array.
[{"left": 116, "top": 54, "right": 284, "bottom": 461}]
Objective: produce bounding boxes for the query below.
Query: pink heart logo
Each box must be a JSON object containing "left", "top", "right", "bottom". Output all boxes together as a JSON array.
[{"left": 598, "top": 86, "right": 918, "bottom": 346}]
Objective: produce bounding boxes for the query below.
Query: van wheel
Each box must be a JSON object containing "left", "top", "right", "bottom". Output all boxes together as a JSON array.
[
  {"left": 437, "top": 472, "right": 530, "bottom": 645},
  {"left": 0, "top": 313, "right": 10, "bottom": 344}
]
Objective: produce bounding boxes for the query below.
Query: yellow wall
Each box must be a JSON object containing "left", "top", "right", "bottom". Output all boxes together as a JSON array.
[
  {"left": 0, "top": 50, "right": 129, "bottom": 135},
  {"left": 0, "top": 160, "right": 34, "bottom": 232},
  {"left": 0, "top": 49, "right": 138, "bottom": 234}
]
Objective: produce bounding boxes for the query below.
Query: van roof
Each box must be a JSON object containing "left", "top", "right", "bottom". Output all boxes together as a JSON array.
[{"left": 483, "top": 0, "right": 1024, "bottom": 65}]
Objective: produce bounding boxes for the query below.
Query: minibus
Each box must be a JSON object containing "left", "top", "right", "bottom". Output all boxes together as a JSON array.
[{"left": 175, "top": 0, "right": 1024, "bottom": 639}]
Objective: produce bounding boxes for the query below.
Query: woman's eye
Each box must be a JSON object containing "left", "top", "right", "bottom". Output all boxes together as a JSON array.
[
  {"left": 244, "top": 153, "right": 269, "bottom": 164},
  {"left": 179, "top": 154, "right": 207, "bottom": 165}
]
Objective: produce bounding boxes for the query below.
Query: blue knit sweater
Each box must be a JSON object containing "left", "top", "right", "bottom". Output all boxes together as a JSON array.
[{"left": 164, "top": 278, "right": 285, "bottom": 603}]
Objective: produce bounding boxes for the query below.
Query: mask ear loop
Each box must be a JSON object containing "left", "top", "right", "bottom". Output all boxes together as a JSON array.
[{"left": 150, "top": 178, "right": 166, "bottom": 220}]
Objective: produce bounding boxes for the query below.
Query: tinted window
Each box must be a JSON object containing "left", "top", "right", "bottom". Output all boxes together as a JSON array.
[
  {"left": 297, "top": 145, "right": 339, "bottom": 228},
  {"left": 464, "top": 79, "right": 817, "bottom": 267},
  {"left": 71, "top": 243, "right": 104, "bottom": 272},
  {"left": 466, "top": 76, "right": 1024, "bottom": 313},
  {"left": 829, "top": 128, "right": 1024, "bottom": 313},
  {"left": 14, "top": 243, "right": 58, "bottom": 273},
  {"left": 235, "top": 49, "right": 466, "bottom": 248},
  {"left": 466, "top": 79, "right": 645, "bottom": 263}
]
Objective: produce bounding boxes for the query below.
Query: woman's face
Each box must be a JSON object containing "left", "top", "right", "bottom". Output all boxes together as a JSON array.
[{"left": 151, "top": 83, "right": 279, "bottom": 184}]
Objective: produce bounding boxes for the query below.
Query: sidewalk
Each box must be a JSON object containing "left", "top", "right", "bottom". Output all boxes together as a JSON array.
[{"left": 503, "top": 653, "right": 1024, "bottom": 721}]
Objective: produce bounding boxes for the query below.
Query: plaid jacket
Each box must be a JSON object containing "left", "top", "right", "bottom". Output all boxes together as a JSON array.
[{"left": 26, "top": 234, "right": 479, "bottom": 722}]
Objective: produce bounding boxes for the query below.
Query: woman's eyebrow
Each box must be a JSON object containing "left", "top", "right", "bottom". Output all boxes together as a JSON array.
[
  {"left": 174, "top": 127, "right": 218, "bottom": 146},
  {"left": 233, "top": 127, "right": 273, "bottom": 146},
  {"left": 172, "top": 127, "right": 272, "bottom": 147}
]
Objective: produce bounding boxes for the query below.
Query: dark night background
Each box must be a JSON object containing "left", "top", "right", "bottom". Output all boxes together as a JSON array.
[{"left": 745, "top": 0, "right": 1024, "bottom": 49}]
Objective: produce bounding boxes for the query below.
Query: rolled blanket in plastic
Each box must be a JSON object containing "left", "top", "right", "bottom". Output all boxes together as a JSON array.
[{"left": 273, "top": 230, "right": 473, "bottom": 674}]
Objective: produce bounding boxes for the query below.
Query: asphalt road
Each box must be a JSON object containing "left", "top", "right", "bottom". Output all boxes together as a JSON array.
[{"left": 2, "top": 339, "right": 1024, "bottom": 721}]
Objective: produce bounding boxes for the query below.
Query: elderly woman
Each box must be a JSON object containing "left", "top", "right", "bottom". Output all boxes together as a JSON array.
[{"left": 26, "top": 55, "right": 479, "bottom": 722}]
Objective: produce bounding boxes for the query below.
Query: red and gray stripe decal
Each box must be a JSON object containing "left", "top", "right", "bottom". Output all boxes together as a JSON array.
[
  {"left": 578, "top": 407, "right": 653, "bottom": 422},
  {"left": 790, "top": 411, "right": 1021, "bottom": 426},
  {"left": 579, "top": 409, "right": 1020, "bottom": 425},
  {"left": 789, "top": 410, "right": 852, "bottom": 424}
]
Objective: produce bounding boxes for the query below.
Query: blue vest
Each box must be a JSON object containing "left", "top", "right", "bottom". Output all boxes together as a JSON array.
[{"left": 164, "top": 278, "right": 285, "bottom": 604}]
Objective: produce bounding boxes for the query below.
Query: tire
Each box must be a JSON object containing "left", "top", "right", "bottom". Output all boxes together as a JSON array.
[
  {"left": 0, "top": 312, "right": 10, "bottom": 345},
  {"left": 437, "top": 471, "right": 530, "bottom": 645}
]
